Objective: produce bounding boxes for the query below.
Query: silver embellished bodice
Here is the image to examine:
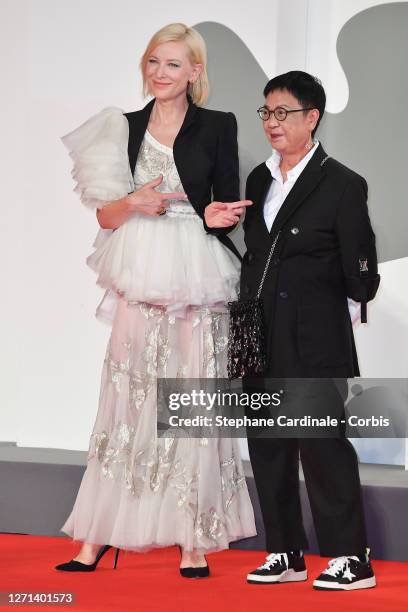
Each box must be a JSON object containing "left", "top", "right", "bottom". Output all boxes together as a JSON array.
[{"left": 134, "top": 130, "right": 199, "bottom": 219}]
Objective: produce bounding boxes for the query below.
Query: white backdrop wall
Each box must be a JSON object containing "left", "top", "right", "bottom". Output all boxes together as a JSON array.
[
  {"left": 1, "top": 0, "right": 281, "bottom": 451},
  {"left": 1, "top": 0, "right": 406, "bottom": 465}
]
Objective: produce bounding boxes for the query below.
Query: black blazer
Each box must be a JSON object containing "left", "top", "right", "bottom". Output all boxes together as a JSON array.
[
  {"left": 123, "top": 95, "right": 241, "bottom": 260},
  {"left": 241, "top": 143, "right": 380, "bottom": 377}
]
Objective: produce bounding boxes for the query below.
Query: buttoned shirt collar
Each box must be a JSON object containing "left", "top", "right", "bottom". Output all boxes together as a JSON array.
[{"left": 265, "top": 140, "right": 320, "bottom": 183}]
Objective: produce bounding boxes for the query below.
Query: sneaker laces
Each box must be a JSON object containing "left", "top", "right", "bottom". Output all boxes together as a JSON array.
[
  {"left": 258, "top": 552, "right": 288, "bottom": 570},
  {"left": 323, "top": 556, "right": 358, "bottom": 580}
]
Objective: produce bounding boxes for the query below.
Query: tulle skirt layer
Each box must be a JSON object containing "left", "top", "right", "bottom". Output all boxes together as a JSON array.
[
  {"left": 86, "top": 206, "right": 240, "bottom": 319},
  {"left": 61, "top": 296, "right": 256, "bottom": 553}
]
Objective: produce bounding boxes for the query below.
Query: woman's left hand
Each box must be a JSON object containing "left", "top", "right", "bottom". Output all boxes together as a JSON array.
[{"left": 204, "top": 200, "right": 252, "bottom": 228}]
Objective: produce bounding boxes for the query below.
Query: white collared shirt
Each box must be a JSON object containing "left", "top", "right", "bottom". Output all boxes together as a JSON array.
[{"left": 263, "top": 140, "right": 320, "bottom": 232}]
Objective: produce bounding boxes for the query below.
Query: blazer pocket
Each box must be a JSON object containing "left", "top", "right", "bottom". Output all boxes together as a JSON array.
[{"left": 297, "top": 304, "right": 351, "bottom": 368}]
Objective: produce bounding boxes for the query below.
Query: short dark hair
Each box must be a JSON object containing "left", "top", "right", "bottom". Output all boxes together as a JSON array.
[{"left": 263, "top": 71, "right": 326, "bottom": 137}]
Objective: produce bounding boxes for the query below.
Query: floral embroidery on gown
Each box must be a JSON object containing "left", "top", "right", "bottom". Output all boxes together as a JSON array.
[{"left": 60, "top": 107, "right": 256, "bottom": 552}]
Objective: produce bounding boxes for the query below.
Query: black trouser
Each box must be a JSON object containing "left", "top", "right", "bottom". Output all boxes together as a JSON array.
[{"left": 247, "top": 435, "right": 368, "bottom": 557}]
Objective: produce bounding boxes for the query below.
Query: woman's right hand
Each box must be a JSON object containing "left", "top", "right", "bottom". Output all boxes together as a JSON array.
[
  {"left": 126, "top": 175, "right": 188, "bottom": 216},
  {"left": 204, "top": 200, "right": 253, "bottom": 228}
]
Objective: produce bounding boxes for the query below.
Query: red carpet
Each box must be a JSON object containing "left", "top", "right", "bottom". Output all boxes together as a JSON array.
[{"left": 1, "top": 534, "right": 407, "bottom": 611}]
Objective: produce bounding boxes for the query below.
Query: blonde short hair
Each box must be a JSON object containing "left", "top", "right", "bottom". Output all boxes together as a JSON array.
[{"left": 140, "top": 23, "right": 209, "bottom": 106}]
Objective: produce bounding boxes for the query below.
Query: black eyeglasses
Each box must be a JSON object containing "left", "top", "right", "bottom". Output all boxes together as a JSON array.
[{"left": 257, "top": 106, "right": 315, "bottom": 121}]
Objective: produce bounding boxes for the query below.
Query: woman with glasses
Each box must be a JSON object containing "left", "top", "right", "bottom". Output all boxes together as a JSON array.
[
  {"left": 205, "top": 70, "right": 380, "bottom": 591},
  {"left": 56, "top": 22, "right": 256, "bottom": 577}
]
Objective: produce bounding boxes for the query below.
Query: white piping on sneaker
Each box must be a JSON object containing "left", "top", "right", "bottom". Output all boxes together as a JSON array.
[
  {"left": 258, "top": 552, "right": 289, "bottom": 570},
  {"left": 323, "top": 556, "right": 359, "bottom": 581}
]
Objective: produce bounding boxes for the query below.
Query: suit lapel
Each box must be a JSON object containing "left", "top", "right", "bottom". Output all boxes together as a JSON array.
[
  {"left": 126, "top": 95, "right": 197, "bottom": 176},
  {"left": 269, "top": 143, "right": 328, "bottom": 235},
  {"left": 251, "top": 163, "right": 273, "bottom": 240},
  {"left": 174, "top": 96, "right": 198, "bottom": 140},
  {"left": 172, "top": 98, "right": 198, "bottom": 194},
  {"left": 126, "top": 98, "right": 154, "bottom": 176}
]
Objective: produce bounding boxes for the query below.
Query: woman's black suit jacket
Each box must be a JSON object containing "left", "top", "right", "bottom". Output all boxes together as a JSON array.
[
  {"left": 124, "top": 95, "right": 240, "bottom": 260},
  {"left": 241, "top": 143, "right": 380, "bottom": 378}
]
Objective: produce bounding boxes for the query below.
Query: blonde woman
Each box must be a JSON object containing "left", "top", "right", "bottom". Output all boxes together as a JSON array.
[{"left": 56, "top": 23, "right": 255, "bottom": 577}]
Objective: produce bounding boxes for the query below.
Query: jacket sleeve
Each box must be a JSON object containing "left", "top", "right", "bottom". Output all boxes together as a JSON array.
[
  {"left": 203, "top": 112, "right": 240, "bottom": 237},
  {"left": 243, "top": 170, "right": 255, "bottom": 233},
  {"left": 335, "top": 176, "right": 380, "bottom": 322}
]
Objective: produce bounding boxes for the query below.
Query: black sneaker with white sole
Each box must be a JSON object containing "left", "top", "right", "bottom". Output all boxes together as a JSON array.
[
  {"left": 313, "top": 548, "right": 376, "bottom": 591},
  {"left": 247, "top": 551, "right": 307, "bottom": 584}
]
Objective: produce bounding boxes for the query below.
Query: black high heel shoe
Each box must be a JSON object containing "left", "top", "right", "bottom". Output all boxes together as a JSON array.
[
  {"left": 178, "top": 545, "right": 210, "bottom": 578},
  {"left": 55, "top": 544, "right": 120, "bottom": 572}
]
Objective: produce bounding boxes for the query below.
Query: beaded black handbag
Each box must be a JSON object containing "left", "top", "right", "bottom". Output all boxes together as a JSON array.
[{"left": 227, "top": 231, "right": 281, "bottom": 380}]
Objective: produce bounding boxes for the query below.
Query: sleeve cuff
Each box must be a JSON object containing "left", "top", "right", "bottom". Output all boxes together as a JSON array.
[{"left": 344, "top": 274, "right": 380, "bottom": 302}]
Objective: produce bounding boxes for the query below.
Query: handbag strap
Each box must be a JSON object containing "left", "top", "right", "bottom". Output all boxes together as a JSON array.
[{"left": 256, "top": 230, "right": 281, "bottom": 299}]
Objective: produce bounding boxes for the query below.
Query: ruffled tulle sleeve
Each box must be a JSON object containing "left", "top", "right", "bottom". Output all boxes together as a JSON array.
[
  {"left": 61, "top": 107, "right": 136, "bottom": 326},
  {"left": 61, "top": 106, "right": 134, "bottom": 210}
]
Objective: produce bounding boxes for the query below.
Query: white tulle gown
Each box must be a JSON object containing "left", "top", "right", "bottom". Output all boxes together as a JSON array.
[{"left": 60, "top": 106, "right": 256, "bottom": 553}]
